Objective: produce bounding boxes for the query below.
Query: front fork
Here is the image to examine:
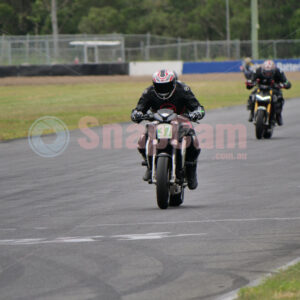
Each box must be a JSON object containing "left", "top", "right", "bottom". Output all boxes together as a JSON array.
[
  {"left": 254, "top": 101, "right": 272, "bottom": 124},
  {"left": 146, "top": 138, "right": 187, "bottom": 185}
]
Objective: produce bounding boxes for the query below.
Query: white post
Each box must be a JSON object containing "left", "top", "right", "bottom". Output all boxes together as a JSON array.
[
  {"left": 26, "top": 34, "right": 30, "bottom": 63},
  {"left": 1, "top": 35, "right": 5, "bottom": 64},
  {"left": 95, "top": 45, "right": 99, "bottom": 63},
  {"left": 45, "top": 40, "right": 50, "bottom": 64},
  {"left": 8, "top": 41, "right": 12, "bottom": 65},
  {"left": 51, "top": 0, "right": 59, "bottom": 60},
  {"left": 226, "top": 0, "right": 231, "bottom": 59},
  {"left": 251, "top": 0, "right": 259, "bottom": 59},
  {"left": 146, "top": 32, "right": 150, "bottom": 60},
  {"left": 194, "top": 41, "right": 198, "bottom": 61},
  {"left": 177, "top": 37, "right": 181, "bottom": 60},
  {"left": 273, "top": 41, "right": 277, "bottom": 59},
  {"left": 206, "top": 40, "right": 210, "bottom": 60},
  {"left": 235, "top": 39, "right": 240, "bottom": 59},
  {"left": 121, "top": 35, "right": 125, "bottom": 62},
  {"left": 84, "top": 45, "right": 88, "bottom": 63}
]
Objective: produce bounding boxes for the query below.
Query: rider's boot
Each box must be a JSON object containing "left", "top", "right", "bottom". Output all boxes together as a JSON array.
[
  {"left": 138, "top": 148, "right": 152, "bottom": 181},
  {"left": 186, "top": 161, "right": 198, "bottom": 190},
  {"left": 248, "top": 110, "right": 254, "bottom": 122},
  {"left": 275, "top": 98, "right": 284, "bottom": 126},
  {"left": 143, "top": 168, "right": 152, "bottom": 181},
  {"left": 276, "top": 112, "right": 283, "bottom": 126},
  {"left": 247, "top": 96, "right": 254, "bottom": 122}
]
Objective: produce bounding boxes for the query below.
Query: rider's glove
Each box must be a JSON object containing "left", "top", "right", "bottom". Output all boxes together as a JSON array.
[
  {"left": 131, "top": 110, "right": 144, "bottom": 123},
  {"left": 189, "top": 108, "right": 205, "bottom": 122},
  {"left": 246, "top": 80, "right": 254, "bottom": 89},
  {"left": 283, "top": 81, "right": 291, "bottom": 89}
]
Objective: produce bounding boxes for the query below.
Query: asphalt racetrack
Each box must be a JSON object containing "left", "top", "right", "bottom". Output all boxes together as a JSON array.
[{"left": 1, "top": 98, "right": 300, "bottom": 300}]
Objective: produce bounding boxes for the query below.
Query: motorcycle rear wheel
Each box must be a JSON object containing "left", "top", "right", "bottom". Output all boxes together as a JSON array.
[{"left": 156, "top": 156, "right": 170, "bottom": 209}]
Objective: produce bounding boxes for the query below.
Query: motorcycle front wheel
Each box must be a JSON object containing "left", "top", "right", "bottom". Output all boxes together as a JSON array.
[
  {"left": 255, "top": 110, "right": 265, "bottom": 139},
  {"left": 156, "top": 156, "right": 170, "bottom": 209}
]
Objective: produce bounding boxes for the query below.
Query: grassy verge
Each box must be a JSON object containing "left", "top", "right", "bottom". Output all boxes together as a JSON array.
[
  {"left": 0, "top": 77, "right": 299, "bottom": 140},
  {"left": 237, "top": 261, "right": 300, "bottom": 300}
]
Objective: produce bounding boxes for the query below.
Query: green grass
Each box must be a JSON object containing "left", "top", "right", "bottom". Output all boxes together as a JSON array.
[
  {"left": 0, "top": 78, "right": 299, "bottom": 140},
  {"left": 237, "top": 262, "right": 300, "bottom": 300}
]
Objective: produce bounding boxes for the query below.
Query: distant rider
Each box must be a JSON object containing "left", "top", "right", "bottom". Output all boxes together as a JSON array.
[
  {"left": 131, "top": 69, "right": 205, "bottom": 190},
  {"left": 241, "top": 57, "right": 257, "bottom": 121},
  {"left": 240, "top": 57, "right": 255, "bottom": 80},
  {"left": 246, "top": 60, "right": 291, "bottom": 125}
]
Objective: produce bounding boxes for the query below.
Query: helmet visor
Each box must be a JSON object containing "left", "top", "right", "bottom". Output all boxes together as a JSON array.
[{"left": 154, "top": 81, "right": 174, "bottom": 95}]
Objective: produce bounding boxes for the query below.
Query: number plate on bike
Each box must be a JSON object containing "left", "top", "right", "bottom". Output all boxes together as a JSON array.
[{"left": 157, "top": 124, "right": 172, "bottom": 139}]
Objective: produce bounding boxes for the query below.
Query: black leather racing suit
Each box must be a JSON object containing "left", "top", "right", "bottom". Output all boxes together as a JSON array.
[
  {"left": 242, "top": 64, "right": 254, "bottom": 80},
  {"left": 247, "top": 67, "right": 291, "bottom": 116},
  {"left": 132, "top": 81, "right": 205, "bottom": 164}
]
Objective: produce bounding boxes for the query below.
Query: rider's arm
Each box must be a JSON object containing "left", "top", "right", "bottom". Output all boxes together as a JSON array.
[
  {"left": 182, "top": 84, "right": 205, "bottom": 119},
  {"left": 279, "top": 71, "right": 292, "bottom": 89},
  {"left": 131, "top": 87, "right": 153, "bottom": 123},
  {"left": 244, "top": 66, "right": 254, "bottom": 80},
  {"left": 134, "top": 87, "right": 152, "bottom": 113},
  {"left": 246, "top": 70, "right": 258, "bottom": 89}
]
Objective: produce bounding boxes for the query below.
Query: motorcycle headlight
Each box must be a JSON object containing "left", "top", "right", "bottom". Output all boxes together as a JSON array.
[{"left": 256, "top": 94, "right": 271, "bottom": 102}]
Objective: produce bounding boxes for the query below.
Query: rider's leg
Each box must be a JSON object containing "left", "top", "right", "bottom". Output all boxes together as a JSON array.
[
  {"left": 247, "top": 92, "right": 255, "bottom": 122},
  {"left": 138, "top": 133, "right": 153, "bottom": 181},
  {"left": 185, "top": 135, "right": 201, "bottom": 190},
  {"left": 274, "top": 91, "right": 284, "bottom": 126}
]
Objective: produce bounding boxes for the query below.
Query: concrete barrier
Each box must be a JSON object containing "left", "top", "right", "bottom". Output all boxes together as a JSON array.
[{"left": 129, "top": 61, "right": 183, "bottom": 76}]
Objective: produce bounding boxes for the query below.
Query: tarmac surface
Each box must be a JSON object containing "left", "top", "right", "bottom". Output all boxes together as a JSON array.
[{"left": 0, "top": 99, "right": 300, "bottom": 300}]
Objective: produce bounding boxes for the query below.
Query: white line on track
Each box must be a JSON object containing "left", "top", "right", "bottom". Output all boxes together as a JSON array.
[
  {"left": 0, "top": 232, "right": 207, "bottom": 245},
  {"left": 1, "top": 217, "right": 299, "bottom": 233},
  {"left": 78, "top": 216, "right": 300, "bottom": 228},
  {"left": 112, "top": 232, "right": 207, "bottom": 241}
]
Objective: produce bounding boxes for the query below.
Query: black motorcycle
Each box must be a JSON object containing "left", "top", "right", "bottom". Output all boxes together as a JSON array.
[
  {"left": 253, "top": 84, "right": 277, "bottom": 139},
  {"left": 141, "top": 109, "right": 197, "bottom": 209}
]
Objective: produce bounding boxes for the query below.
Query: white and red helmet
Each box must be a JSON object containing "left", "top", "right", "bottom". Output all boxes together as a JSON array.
[
  {"left": 152, "top": 69, "right": 176, "bottom": 99},
  {"left": 262, "top": 60, "right": 276, "bottom": 78}
]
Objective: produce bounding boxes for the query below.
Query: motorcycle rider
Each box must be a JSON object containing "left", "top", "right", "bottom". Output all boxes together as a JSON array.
[
  {"left": 131, "top": 69, "right": 205, "bottom": 190},
  {"left": 246, "top": 60, "right": 291, "bottom": 125},
  {"left": 241, "top": 57, "right": 257, "bottom": 121},
  {"left": 240, "top": 57, "right": 255, "bottom": 80}
]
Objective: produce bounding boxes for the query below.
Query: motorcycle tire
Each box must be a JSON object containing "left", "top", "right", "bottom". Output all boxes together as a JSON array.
[
  {"left": 156, "top": 156, "right": 170, "bottom": 209},
  {"left": 255, "top": 110, "right": 265, "bottom": 139}
]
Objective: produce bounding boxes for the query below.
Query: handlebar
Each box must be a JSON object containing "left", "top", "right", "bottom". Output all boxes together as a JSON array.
[
  {"left": 140, "top": 112, "right": 200, "bottom": 123},
  {"left": 140, "top": 113, "right": 154, "bottom": 121},
  {"left": 273, "top": 83, "right": 284, "bottom": 89},
  {"left": 249, "top": 82, "right": 285, "bottom": 90}
]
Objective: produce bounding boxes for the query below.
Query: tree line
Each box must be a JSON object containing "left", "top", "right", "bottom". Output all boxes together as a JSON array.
[{"left": 0, "top": 0, "right": 299, "bottom": 40}]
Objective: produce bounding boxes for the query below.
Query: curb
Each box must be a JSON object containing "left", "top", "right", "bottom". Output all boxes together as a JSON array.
[{"left": 216, "top": 257, "right": 300, "bottom": 300}]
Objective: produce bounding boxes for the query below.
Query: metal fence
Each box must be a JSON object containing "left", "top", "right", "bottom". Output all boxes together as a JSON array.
[{"left": 0, "top": 33, "right": 299, "bottom": 65}]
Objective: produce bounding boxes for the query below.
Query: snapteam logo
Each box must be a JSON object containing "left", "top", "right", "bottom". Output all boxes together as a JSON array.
[{"left": 28, "top": 116, "right": 70, "bottom": 158}]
